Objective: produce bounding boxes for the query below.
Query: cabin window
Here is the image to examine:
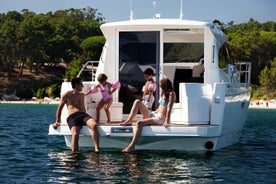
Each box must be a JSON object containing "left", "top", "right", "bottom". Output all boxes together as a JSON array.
[
  {"left": 218, "top": 43, "right": 233, "bottom": 69},
  {"left": 163, "top": 42, "right": 204, "bottom": 102},
  {"left": 164, "top": 43, "right": 203, "bottom": 63},
  {"left": 119, "top": 31, "right": 160, "bottom": 113}
]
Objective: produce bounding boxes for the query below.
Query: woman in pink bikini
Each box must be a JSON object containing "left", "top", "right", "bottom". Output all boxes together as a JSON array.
[{"left": 87, "top": 73, "right": 119, "bottom": 123}]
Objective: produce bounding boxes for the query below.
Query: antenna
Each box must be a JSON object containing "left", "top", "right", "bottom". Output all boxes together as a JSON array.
[
  {"left": 130, "top": 0, "right": 134, "bottom": 20},
  {"left": 179, "top": 0, "right": 183, "bottom": 19},
  {"left": 153, "top": 0, "right": 160, "bottom": 19},
  {"left": 153, "top": 0, "right": 157, "bottom": 18}
]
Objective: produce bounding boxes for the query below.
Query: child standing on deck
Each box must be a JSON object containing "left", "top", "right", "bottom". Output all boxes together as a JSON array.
[{"left": 86, "top": 73, "right": 119, "bottom": 123}]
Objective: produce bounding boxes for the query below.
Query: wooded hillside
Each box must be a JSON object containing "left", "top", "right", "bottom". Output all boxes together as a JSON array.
[{"left": 0, "top": 9, "right": 275, "bottom": 100}]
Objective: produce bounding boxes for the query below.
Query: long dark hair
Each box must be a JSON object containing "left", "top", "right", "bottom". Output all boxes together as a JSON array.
[{"left": 160, "top": 78, "right": 173, "bottom": 100}]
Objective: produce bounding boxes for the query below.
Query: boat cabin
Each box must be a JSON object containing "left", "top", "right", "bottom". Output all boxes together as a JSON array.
[
  {"left": 66, "top": 18, "right": 251, "bottom": 126},
  {"left": 92, "top": 19, "right": 229, "bottom": 113}
]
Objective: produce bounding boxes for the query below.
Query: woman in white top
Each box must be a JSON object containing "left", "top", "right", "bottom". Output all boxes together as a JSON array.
[{"left": 141, "top": 68, "right": 156, "bottom": 110}]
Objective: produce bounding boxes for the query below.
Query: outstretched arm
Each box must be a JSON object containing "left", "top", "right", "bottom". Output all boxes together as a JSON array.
[
  {"left": 52, "top": 93, "right": 67, "bottom": 129},
  {"left": 55, "top": 94, "right": 67, "bottom": 123}
]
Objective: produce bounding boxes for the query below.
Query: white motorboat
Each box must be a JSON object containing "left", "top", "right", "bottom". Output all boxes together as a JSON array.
[{"left": 48, "top": 10, "right": 251, "bottom": 151}]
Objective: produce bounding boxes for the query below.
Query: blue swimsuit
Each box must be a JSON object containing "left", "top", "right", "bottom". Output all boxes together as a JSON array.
[{"left": 159, "top": 98, "right": 168, "bottom": 107}]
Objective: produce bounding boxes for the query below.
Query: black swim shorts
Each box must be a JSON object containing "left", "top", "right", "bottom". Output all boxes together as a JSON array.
[{"left": 66, "top": 111, "right": 92, "bottom": 129}]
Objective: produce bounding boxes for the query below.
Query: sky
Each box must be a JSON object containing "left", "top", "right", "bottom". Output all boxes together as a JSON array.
[{"left": 0, "top": 0, "right": 275, "bottom": 24}]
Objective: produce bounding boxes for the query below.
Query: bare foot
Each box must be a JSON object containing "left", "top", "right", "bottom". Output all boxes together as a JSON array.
[
  {"left": 94, "top": 148, "right": 99, "bottom": 153},
  {"left": 106, "top": 121, "right": 111, "bottom": 124},
  {"left": 122, "top": 146, "right": 135, "bottom": 153},
  {"left": 52, "top": 122, "right": 60, "bottom": 129},
  {"left": 120, "top": 121, "right": 132, "bottom": 126}
]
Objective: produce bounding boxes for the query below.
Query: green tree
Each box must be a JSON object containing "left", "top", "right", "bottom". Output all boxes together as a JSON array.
[
  {"left": 226, "top": 20, "right": 276, "bottom": 85},
  {"left": 259, "top": 58, "right": 276, "bottom": 98},
  {"left": 0, "top": 11, "right": 23, "bottom": 78},
  {"left": 80, "top": 36, "right": 105, "bottom": 61},
  {"left": 64, "top": 59, "right": 82, "bottom": 81},
  {"left": 0, "top": 8, "right": 104, "bottom": 99},
  {"left": 18, "top": 13, "right": 52, "bottom": 74},
  {"left": 36, "top": 88, "right": 45, "bottom": 99},
  {"left": 46, "top": 83, "right": 60, "bottom": 98}
]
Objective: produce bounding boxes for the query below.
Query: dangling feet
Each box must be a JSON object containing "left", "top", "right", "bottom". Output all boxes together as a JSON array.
[
  {"left": 122, "top": 145, "right": 135, "bottom": 153},
  {"left": 120, "top": 120, "right": 132, "bottom": 126}
]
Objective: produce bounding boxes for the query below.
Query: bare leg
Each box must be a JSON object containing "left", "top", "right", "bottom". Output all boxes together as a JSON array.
[
  {"left": 104, "top": 98, "right": 113, "bottom": 123},
  {"left": 105, "top": 108, "right": 111, "bottom": 123},
  {"left": 96, "top": 100, "right": 105, "bottom": 123},
  {"left": 120, "top": 100, "right": 149, "bottom": 126},
  {"left": 86, "top": 118, "right": 100, "bottom": 152},
  {"left": 71, "top": 126, "right": 80, "bottom": 152},
  {"left": 122, "top": 119, "right": 155, "bottom": 152}
]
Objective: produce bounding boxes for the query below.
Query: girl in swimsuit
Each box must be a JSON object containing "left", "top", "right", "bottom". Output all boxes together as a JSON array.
[
  {"left": 120, "top": 78, "right": 175, "bottom": 152},
  {"left": 87, "top": 73, "right": 118, "bottom": 123}
]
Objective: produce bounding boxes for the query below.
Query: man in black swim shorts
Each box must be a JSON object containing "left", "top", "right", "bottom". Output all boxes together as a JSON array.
[
  {"left": 67, "top": 111, "right": 92, "bottom": 129},
  {"left": 52, "top": 77, "right": 99, "bottom": 152}
]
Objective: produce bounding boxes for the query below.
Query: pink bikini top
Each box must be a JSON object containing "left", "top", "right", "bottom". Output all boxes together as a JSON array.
[{"left": 100, "top": 84, "right": 112, "bottom": 101}]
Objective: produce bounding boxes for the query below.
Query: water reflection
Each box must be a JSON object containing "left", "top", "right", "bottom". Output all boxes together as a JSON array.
[
  {"left": 121, "top": 153, "right": 144, "bottom": 179},
  {"left": 45, "top": 109, "right": 276, "bottom": 183},
  {"left": 47, "top": 149, "right": 238, "bottom": 183}
]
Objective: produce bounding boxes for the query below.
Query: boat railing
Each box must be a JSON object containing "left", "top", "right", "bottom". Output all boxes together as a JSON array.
[
  {"left": 77, "top": 61, "right": 99, "bottom": 82},
  {"left": 235, "top": 61, "right": 251, "bottom": 84},
  {"left": 220, "top": 68, "right": 239, "bottom": 84},
  {"left": 220, "top": 61, "right": 251, "bottom": 85}
]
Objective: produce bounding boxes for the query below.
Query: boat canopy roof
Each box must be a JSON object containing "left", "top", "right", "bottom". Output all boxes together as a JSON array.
[
  {"left": 100, "top": 18, "right": 227, "bottom": 46},
  {"left": 101, "top": 18, "right": 209, "bottom": 28}
]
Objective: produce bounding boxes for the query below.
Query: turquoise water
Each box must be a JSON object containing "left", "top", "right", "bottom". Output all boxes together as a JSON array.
[{"left": 0, "top": 104, "right": 275, "bottom": 183}]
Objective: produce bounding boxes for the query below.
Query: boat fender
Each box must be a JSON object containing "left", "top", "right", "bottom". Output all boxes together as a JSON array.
[
  {"left": 90, "top": 85, "right": 99, "bottom": 93},
  {"left": 112, "top": 81, "right": 121, "bottom": 89},
  {"left": 205, "top": 141, "right": 214, "bottom": 150},
  {"left": 148, "top": 83, "right": 156, "bottom": 92}
]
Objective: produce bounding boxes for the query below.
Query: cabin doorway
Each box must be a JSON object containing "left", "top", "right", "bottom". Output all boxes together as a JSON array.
[{"left": 119, "top": 31, "right": 160, "bottom": 113}]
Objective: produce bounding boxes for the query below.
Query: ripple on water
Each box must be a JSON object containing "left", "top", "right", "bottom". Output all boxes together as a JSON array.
[{"left": 0, "top": 105, "right": 275, "bottom": 183}]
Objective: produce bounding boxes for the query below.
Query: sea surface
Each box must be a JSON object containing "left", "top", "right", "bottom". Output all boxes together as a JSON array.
[{"left": 0, "top": 104, "right": 275, "bottom": 184}]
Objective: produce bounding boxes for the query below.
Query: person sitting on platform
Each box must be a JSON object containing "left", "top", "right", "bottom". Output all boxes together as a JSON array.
[
  {"left": 52, "top": 77, "right": 99, "bottom": 153},
  {"left": 120, "top": 78, "right": 175, "bottom": 152}
]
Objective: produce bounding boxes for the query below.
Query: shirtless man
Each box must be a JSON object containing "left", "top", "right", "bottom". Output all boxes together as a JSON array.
[{"left": 52, "top": 77, "right": 99, "bottom": 152}]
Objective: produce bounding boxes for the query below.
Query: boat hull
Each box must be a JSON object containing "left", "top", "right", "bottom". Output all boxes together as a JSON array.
[
  {"left": 49, "top": 123, "right": 243, "bottom": 151},
  {"left": 62, "top": 134, "right": 242, "bottom": 151}
]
